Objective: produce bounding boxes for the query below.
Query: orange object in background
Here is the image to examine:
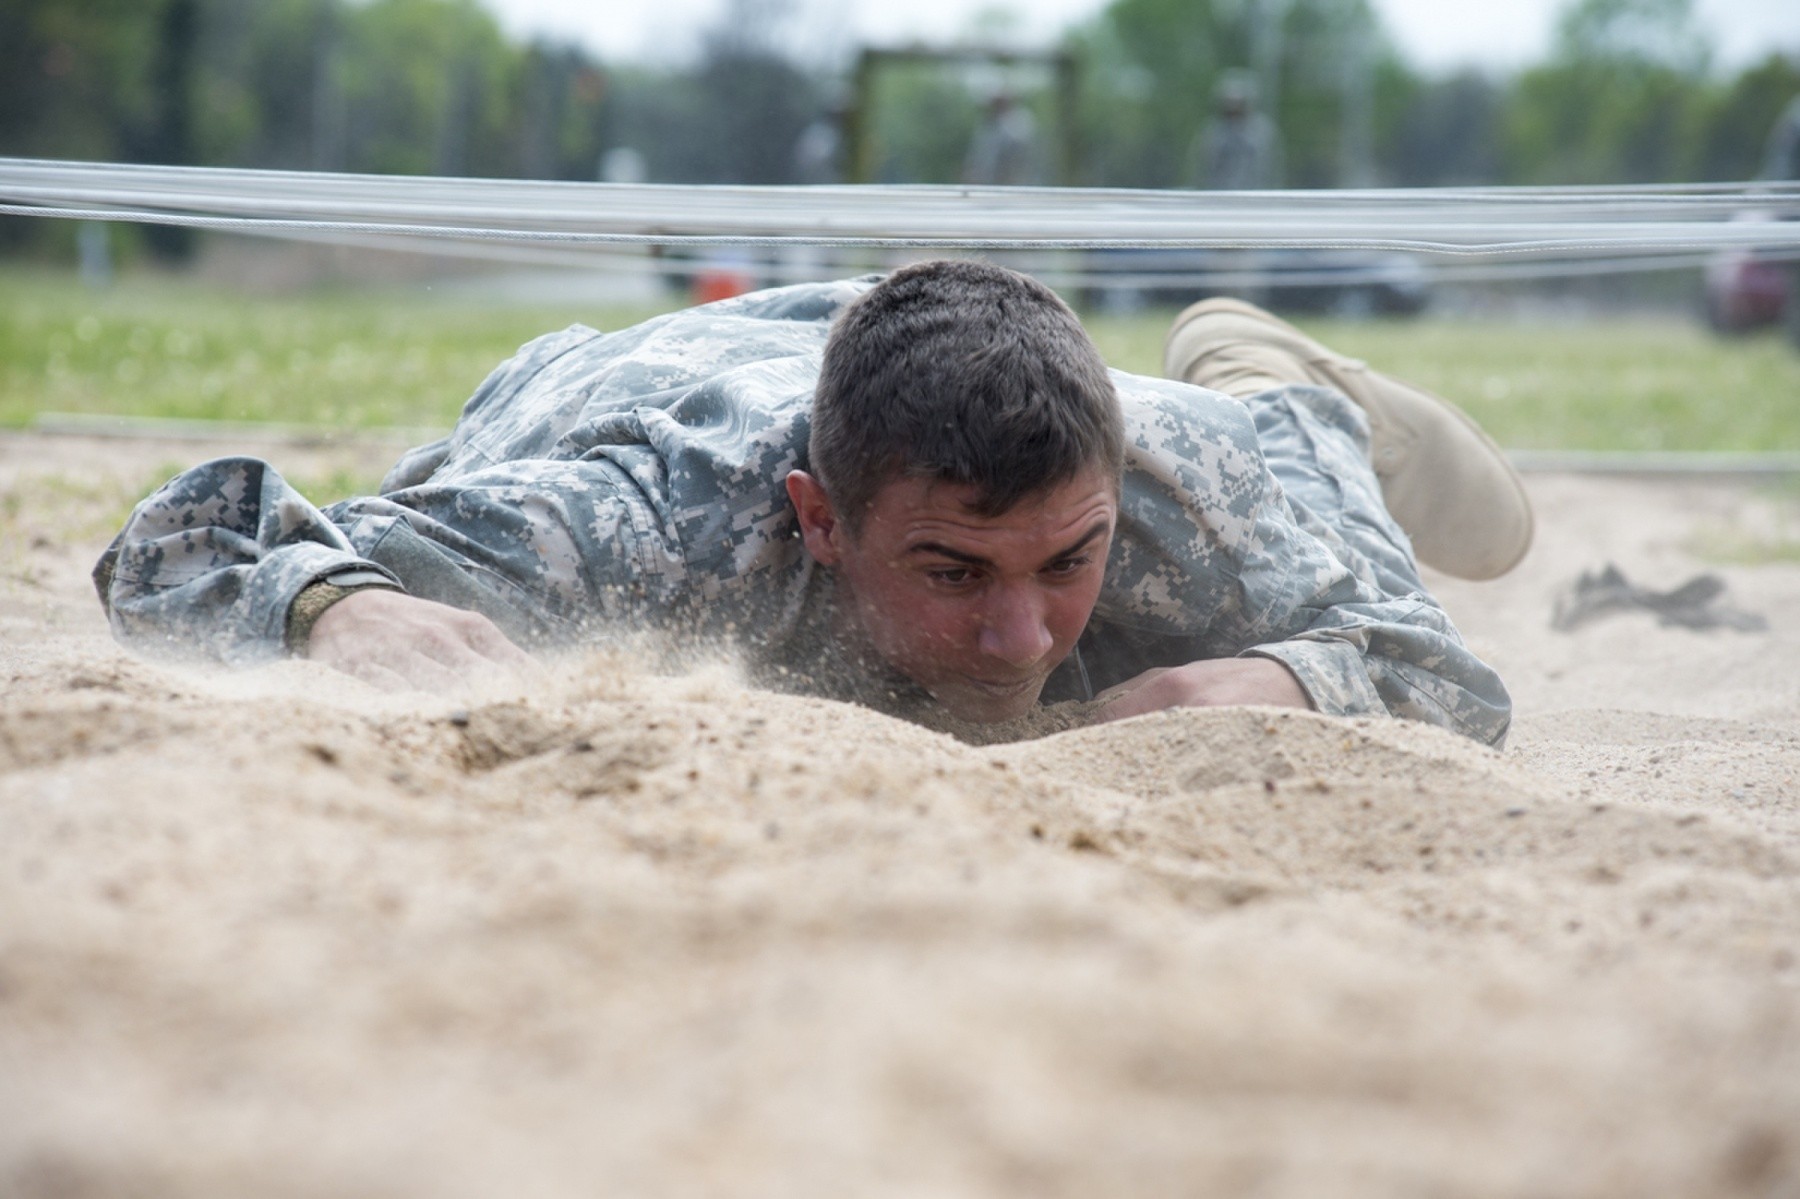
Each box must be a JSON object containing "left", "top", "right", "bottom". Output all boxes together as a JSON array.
[{"left": 693, "top": 267, "right": 754, "bottom": 305}]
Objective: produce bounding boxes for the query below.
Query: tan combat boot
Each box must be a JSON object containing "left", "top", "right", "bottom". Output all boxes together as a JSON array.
[{"left": 1163, "top": 297, "right": 1533, "bottom": 581}]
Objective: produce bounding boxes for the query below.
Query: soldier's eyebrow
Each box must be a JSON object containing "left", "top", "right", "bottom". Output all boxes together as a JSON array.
[
  {"left": 907, "top": 521, "right": 1109, "bottom": 571},
  {"left": 908, "top": 542, "right": 991, "bottom": 568},
  {"left": 1036, "top": 522, "right": 1110, "bottom": 568}
]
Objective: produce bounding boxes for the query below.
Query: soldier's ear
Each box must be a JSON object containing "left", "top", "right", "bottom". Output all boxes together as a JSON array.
[{"left": 785, "top": 470, "right": 844, "bottom": 566}]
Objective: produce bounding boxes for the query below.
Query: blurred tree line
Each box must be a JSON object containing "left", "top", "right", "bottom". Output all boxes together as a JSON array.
[
  {"left": 1, "top": 0, "right": 614, "bottom": 179},
  {"left": 1069, "top": 0, "right": 1800, "bottom": 188},
  {"left": 2, "top": 0, "right": 1796, "bottom": 254}
]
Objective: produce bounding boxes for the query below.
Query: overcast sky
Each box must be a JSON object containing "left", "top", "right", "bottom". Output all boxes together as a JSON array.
[{"left": 480, "top": 0, "right": 1800, "bottom": 72}]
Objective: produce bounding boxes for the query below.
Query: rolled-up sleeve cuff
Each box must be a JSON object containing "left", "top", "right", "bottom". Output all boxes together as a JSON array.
[
  {"left": 238, "top": 548, "right": 401, "bottom": 662},
  {"left": 1241, "top": 637, "right": 1385, "bottom": 718},
  {"left": 283, "top": 570, "right": 405, "bottom": 655}
]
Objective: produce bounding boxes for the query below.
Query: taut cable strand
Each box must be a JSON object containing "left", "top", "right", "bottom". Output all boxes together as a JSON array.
[{"left": 2, "top": 158, "right": 1799, "bottom": 257}]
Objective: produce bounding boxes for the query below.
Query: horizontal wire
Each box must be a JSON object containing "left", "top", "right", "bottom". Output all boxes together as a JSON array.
[
  {"left": 4, "top": 158, "right": 1799, "bottom": 256},
  {"left": 10, "top": 199, "right": 1800, "bottom": 258},
  {"left": 8, "top": 185, "right": 1794, "bottom": 236},
  {"left": 9, "top": 156, "right": 1796, "bottom": 210},
  {"left": 222, "top": 219, "right": 1800, "bottom": 289}
]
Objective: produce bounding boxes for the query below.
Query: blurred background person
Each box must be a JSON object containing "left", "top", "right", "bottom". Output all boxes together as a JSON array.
[
  {"left": 1193, "top": 71, "right": 1283, "bottom": 191},
  {"left": 962, "top": 90, "right": 1045, "bottom": 186},
  {"left": 1761, "top": 94, "right": 1800, "bottom": 182}
]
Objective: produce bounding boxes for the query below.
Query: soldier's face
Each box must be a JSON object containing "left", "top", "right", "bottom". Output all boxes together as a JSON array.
[{"left": 788, "top": 468, "right": 1117, "bottom": 723}]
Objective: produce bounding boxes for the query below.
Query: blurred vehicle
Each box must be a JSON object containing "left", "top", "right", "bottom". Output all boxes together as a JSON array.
[
  {"left": 1702, "top": 249, "right": 1790, "bottom": 334},
  {"left": 1081, "top": 247, "right": 1430, "bottom": 317},
  {"left": 1704, "top": 91, "right": 1798, "bottom": 341},
  {"left": 1701, "top": 208, "right": 1793, "bottom": 336}
]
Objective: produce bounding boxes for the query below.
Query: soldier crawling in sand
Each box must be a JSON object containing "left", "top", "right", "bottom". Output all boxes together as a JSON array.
[{"left": 95, "top": 259, "right": 1531, "bottom": 744}]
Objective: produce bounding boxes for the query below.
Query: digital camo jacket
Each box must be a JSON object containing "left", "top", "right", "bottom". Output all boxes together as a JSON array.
[{"left": 96, "top": 277, "right": 1511, "bottom": 745}]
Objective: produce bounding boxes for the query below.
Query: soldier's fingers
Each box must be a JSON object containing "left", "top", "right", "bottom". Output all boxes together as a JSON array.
[
  {"left": 1093, "top": 691, "right": 1153, "bottom": 724},
  {"left": 413, "top": 616, "right": 542, "bottom": 684},
  {"left": 348, "top": 634, "right": 473, "bottom": 690},
  {"left": 460, "top": 618, "right": 537, "bottom": 668},
  {"left": 1093, "top": 670, "right": 1184, "bottom": 723},
  {"left": 343, "top": 659, "right": 415, "bottom": 693},
  {"left": 390, "top": 650, "right": 471, "bottom": 692},
  {"left": 1094, "top": 666, "right": 1169, "bottom": 704},
  {"left": 405, "top": 623, "right": 510, "bottom": 676}
]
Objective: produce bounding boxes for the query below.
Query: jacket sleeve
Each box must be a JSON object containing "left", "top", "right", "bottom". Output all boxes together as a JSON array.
[
  {"left": 1236, "top": 588, "right": 1513, "bottom": 749},
  {"left": 94, "top": 451, "right": 683, "bottom": 665},
  {"left": 1235, "top": 384, "right": 1512, "bottom": 746},
  {"left": 1097, "top": 377, "right": 1512, "bottom": 747},
  {"left": 94, "top": 456, "right": 403, "bottom": 665}
]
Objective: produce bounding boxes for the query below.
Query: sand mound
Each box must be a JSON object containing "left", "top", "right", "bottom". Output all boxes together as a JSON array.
[{"left": 4, "top": 435, "right": 1800, "bottom": 1197}]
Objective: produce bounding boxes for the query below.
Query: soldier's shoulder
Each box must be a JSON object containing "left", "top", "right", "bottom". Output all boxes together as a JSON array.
[
  {"left": 681, "top": 276, "right": 880, "bottom": 325},
  {"left": 1110, "top": 369, "right": 1258, "bottom": 443}
]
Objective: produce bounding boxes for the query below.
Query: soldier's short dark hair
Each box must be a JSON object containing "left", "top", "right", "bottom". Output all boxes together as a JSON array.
[{"left": 810, "top": 259, "right": 1124, "bottom": 532}]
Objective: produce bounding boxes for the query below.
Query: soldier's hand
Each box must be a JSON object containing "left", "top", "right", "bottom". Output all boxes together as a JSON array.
[
  {"left": 306, "top": 590, "right": 539, "bottom": 692},
  {"left": 1094, "top": 657, "right": 1311, "bottom": 723}
]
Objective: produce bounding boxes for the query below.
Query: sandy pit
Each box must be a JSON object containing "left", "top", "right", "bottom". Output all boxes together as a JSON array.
[{"left": 2, "top": 430, "right": 1798, "bottom": 1198}]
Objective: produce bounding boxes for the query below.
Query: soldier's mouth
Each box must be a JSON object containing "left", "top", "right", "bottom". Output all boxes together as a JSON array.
[{"left": 958, "top": 674, "right": 1038, "bottom": 699}]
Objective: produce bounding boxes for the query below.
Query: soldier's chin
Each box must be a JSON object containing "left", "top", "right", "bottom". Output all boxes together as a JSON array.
[{"left": 929, "top": 674, "right": 1045, "bottom": 724}]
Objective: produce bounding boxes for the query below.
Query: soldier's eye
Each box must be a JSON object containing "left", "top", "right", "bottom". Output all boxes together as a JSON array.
[{"left": 929, "top": 567, "right": 974, "bottom": 586}]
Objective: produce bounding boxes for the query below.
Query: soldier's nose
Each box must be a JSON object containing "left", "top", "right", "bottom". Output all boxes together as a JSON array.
[{"left": 976, "top": 588, "right": 1053, "bottom": 669}]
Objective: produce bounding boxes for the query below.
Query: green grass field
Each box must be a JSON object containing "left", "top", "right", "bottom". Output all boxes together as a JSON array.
[
  {"left": 0, "top": 269, "right": 671, "bottom": 433},
  {"left": 5, "top": 267, "right": 1800, "bottom": 454},
  {"left": 1081, "top": 308, "right": 1800, "bottom": 454}
]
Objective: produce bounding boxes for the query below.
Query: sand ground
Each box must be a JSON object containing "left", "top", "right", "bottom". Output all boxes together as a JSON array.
[{"left": 2, "top": 430, "right": 1797, "bottom": 1199}]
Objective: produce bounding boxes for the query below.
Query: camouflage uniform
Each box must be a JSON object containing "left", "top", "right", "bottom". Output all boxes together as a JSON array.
[{"left": 95, "top": 276, "right": 1511, "bottom": 745}]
